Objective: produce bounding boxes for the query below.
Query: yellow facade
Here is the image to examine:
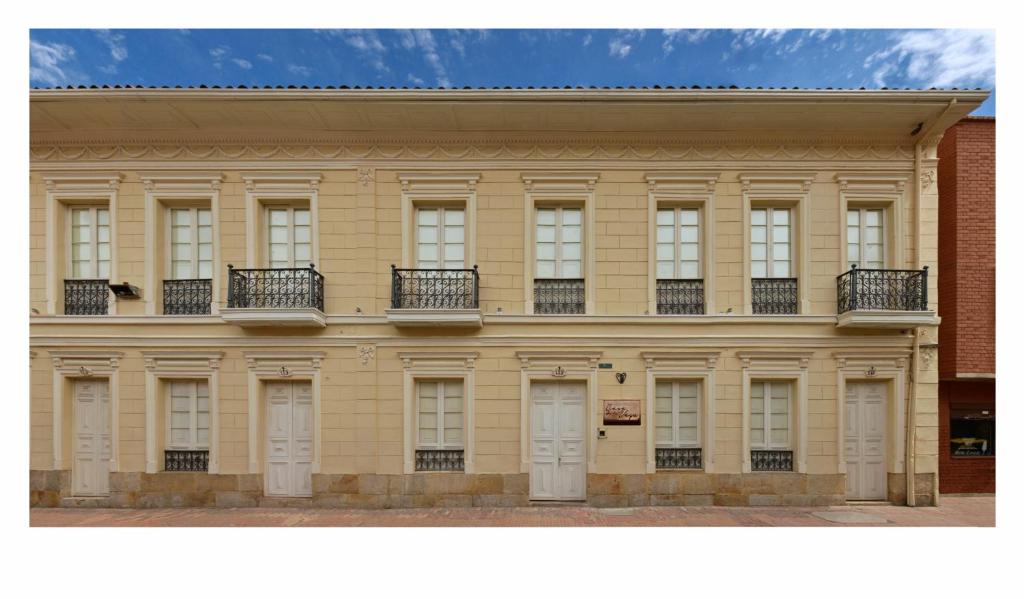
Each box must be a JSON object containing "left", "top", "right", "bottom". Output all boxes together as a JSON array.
[{"left": 29, "top": 88, "right": 986, "bottom": 507}]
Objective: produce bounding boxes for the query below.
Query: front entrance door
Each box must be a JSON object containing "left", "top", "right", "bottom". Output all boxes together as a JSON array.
[
  {"left": 72, "top": 379, "right": 111, "bottom": 496},
  {"left": 265, "top": 381, "right": 313, "bottom": 497},
  {"left": 845, "top": 381, "right": 888, "bottom": 500},
  {"left": 530, "top": 381, "right": 586, "bottom": 500}
]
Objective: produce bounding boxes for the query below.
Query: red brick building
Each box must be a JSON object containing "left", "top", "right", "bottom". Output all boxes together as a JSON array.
[{"left": 937, "top": 116, "right": 995, "bottom": 494}]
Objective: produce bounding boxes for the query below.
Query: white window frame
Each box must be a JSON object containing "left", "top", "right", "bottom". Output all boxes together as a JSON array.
[
  {"left": 67, "top": 206, "right": 111, "bottom": 280},
  {"left": 749, "top": 380, "right": 793, "bottom": 450},
  {"left": 654, "top": 380, "right": 702, "bottom": 448},
  {"left": 655, "top": 206, "right": 702, "bottom": 280},
  {"left": 415, "top": 205, "right": 466, "bottom": 269},
  {"left": 846, "top": 207, "right": 887, "bottom": 269},
  {"left": 165, "top": 379, "right": 211, "bottom": 451},
  {"left": 534, "top": 205, "right": 584, "bottom": 279},
  {"left": 415, "top": 379, "right": 465, "bottom": 451},
  {"left": 400, "top": 352, "right": 477, "bottom": 474},
  {"left": 241, "top": 173, "right": 321, "bottom": 271},
  {"left": 265, "top": 205, "right": 312, "bottom": 269},
  {"left": 750, "top": 206, "right": 793, "bottom": 279},
  {"left": 167, "top": 207, "right": 213, "bottom": 280}
]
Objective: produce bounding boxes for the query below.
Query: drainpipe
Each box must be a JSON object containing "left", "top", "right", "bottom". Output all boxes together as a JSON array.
[{"left": 906, "top": 98, "right": 956, "bottom": 507}]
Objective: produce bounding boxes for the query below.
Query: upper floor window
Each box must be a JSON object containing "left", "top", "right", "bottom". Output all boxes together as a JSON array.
[
  {"left": 847, "top": 208, "right": 885, "bottom": 269},
  {"left": 535, "top": 207, "right": 582, "bottom": 279},
  {"left": 656, "top": 208, "right": 701, "bottom": 279},
  {"left": 417, "top": 207, "right": 465, "bottom": 269},
  {"left": 267, "top": 207, "right": 311, "bottom": 268},
  {"left": 69, "top": 207, "right": 110, "bottom": 279},
  {"left": 750, "top": 207, "right": 791, "bottom": 278},
  {"left": 169, "top": 208, "right": 213, "bottom": 279}
]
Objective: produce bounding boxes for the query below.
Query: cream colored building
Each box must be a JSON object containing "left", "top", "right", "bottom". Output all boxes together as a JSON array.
[{"left": 29, "top": 87, "right": 987, "bottom": 507}]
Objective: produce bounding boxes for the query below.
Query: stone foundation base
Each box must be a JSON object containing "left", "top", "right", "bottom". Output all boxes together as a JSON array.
[
  {"left": 587, "top": 472, "right": 847, "bottom": 507},
  {"left": 30, "top": 470, "right": 70, "bottom": 507},
  {"left": 887, "top": 473, "right": 937, "bottom": 506},
  {"left": 311, "top": 473, "right": 530, "bottom": 508}
]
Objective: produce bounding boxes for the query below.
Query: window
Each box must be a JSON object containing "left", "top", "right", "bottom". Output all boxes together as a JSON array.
[
  {"left": 847, "top": 208, "right": 885, "bottom": 269},
  {"left": 655, "top": 381, "right": 702, "bottom": 469},
  {"left": 164, "top": 380, "right": 211, "bottom": 472},
  {"left": 535, "top": 207, "right": 582, "bottom": 279},
  {"left": 69, "top": 207, "right": 111, "bottom": 279},
  {"left": 267, "top": 207, "right": 311, "bottom": 268},
  {"left": 656, "top": 208, "right": 701, "bottom": 279},
  {"left": 169, "top": 208, "right": 213, "bottom": 279},
  {"left": 750, "top": 207, "right": 791, "bottom": 278},
  {"left": 950, "top": 405, "right": 995, "bottom": 457},
  {"left": 750, "top": 381, "right": 794, "bottom": 471},
  {"left": 417, "top": 207, "right": 465, "bottom": 269},
  {"left": 416, "top": 380, "right": 465, "bottom": 471}
]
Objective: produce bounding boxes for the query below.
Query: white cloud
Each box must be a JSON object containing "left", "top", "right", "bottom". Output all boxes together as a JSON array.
[
  {"left": 582, "top": 33, "right": 592, "bottom": 47},
  {"left": 398, "top": 30, "right": 450, "bottom": 87},
  {"left": 662, "top": 29, "right": 710, "bottom": 55},
  {"left": 95, "top": 29, "right": 127, "bottom": 62},
  {"left": 288, "top": 64, "right": 312, "bottom": 77},
  {"left": 872, "top": 62, "right": 897, "bottom": 87},
  {"left": 98, "top": 64, "right": 118, "bottom": 75},
  {"left": 398, "top": 29, "right": 417, "bottom": 50},
  {"left": 231, "top": 58, "right": 253, "bottom": 70},
  {"left": 609, "top": 30, "right": 645, "bottom": 59},
  {"left": 30, "top": 40, "right": 77, "bottom": 86},
  {"left": 257, "top": 53, "right": 274, "bottom": 62},
  {"left": 407, "top": 73, "right": 424, "bottom": 85},
  {"left": 728, "top": 29, "right": 790, "bottom": 54},
  {"left": 862, "top": 29, "right": 994, "bottom": 88}
]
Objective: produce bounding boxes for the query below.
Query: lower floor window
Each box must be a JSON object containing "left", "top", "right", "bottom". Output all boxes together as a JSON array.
[
  {"left": 165, "top": 380, "right": 210, "bottom": 472},
  {"left": 416, "top": 380, "right": 464, "bottom": 471},
  {"left": 950, "top": 405, "right": 995, "bottom": 457},
  {"left": 655, "top": 380, "right": 702, "bottom": 469},
  {"left": 750, "top": 380, "right": 793, "bottom": 471}
]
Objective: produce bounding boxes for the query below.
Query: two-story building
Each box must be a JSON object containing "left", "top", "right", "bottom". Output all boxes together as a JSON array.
[{"left": 29, "top": 86, "right": 987, "bottom": 507}]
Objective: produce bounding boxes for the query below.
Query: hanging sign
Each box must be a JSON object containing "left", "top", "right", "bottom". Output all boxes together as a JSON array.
[{"left": 603, "top": 400, "right": 641, "bottom": 425}]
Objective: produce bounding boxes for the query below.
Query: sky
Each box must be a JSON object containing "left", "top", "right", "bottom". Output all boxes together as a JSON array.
[{"left": 29, "top": 29, "right": 995, "bottom": 114}]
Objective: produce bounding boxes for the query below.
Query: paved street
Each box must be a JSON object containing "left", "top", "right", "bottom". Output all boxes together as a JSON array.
[{"left": 30, "top": 495, "right": 993, "bottom": 527}]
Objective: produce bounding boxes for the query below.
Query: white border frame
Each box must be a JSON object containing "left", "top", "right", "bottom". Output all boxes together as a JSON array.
[
  {"left": 49, "top": 350, "right": 123, "bottom": 474},
  {"left": 142, "top": 351, "right": 223, "bottom": 474},
  {"left": 738, "top": 351, "right": 812, "bottom": 473},
  {"left": 399, "top": 352, "right": 478, "bottom": 474},
  {"left": 398, "top": 172, "right": 480, "bottom": 269},
  {"left": 835, "top": 174, "right": 908, "bottom": 271},
  {"left": 240, "top": 172, "right": 321, "bottom": 268},
  {"left": 834, "top": 351, "right": 910, "bottom": 476},
  {"left": 642, "top": 351, "right": 720, "bottom": 473}
]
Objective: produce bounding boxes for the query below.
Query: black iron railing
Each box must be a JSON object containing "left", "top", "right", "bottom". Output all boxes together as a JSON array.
[
  {"left": 164, "top": 449, "right": 209, "bottom": 472},
  {"left": 750, "top": 449, "right": 794, "bottom": 472},
  {"left": 751, "top": 278, "right": 798, "bottom": 314},
  {"left": 534, "top": 278, "right": 585, "bottom": 314},
  {"left": 391, "top": 266, "right": 479, "bottom": 310},
  {"left": 415, "top": 449, "right": 465, "bottom": 472},
  {"left": 226, "top": 265, "right": 324, "bottom": 310},
  {"left": 163, "top": 279, "right": 212, "bottom": 315},
  {"left": 837, "top": 265, "right": 928, "bottom": 313},
  {"left": 656, "top": 279, "right": 705, "bottom": 315},
  {"left": 656, "top": 447, "right": 703, "bottom": 469},
  {"left": 64, "top": 279, "right": 110, "bottom": 315}
]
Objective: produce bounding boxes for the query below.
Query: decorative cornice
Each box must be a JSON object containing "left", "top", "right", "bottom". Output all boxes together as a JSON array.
[
  {"left": 521, "top": 171, "right": 599, "bottom": 193},
  {"left": 240, "top": 171, "right": 321, "bottom": 192},
  {"left": 398, "top": 171, "right": 480, "bottom": 192},
  {"left": 833, "top": 350, "right": 911, "bottom": 370},
  {"left": 142, "top": 350, "right": 223, "bottom": 372},
  {"left": 243, "top": 350, "right": 324, "bottom": 372},
  {"left": 641, "top": 351, "right": 720, "bottom": 370},
  {"left": 43, "top": 171, "right": 122, "bottom": 192},
  {"left": 398, "top": 351, "right": 478, "bottom": 370},
  {"left": 138, "top": 171, "right": 223, "bottom": 192},
  {"left": 515, "top": 350, "right": 603, "bottom": 370},
  {"left": 736, "top": 350, "right": 814, "bottom": 370},
  {"left": 645, "top": 172, "right": 720, "bottom": 193},
  {"left": 739, "top": 172, "right": 815, "bottom": 193},
  {"left": 835, "top": 173, "right": 908, "bottom": 194}
]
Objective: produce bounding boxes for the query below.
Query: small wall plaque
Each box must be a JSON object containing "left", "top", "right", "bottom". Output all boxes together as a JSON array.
[
  {"left": 598, "top": 363, "right": 613, "bottom": 369},
  {"left": 603, "top": 400, "right": 641, "bottom": 425}
]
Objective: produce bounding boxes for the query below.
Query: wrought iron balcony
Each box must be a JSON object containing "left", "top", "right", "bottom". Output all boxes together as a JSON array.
[
  {"left": 656, "top": 279, "right": 705, "bottom": 315},
  {"left": 751, "top": 278, "right": 798, "bottom": 315},
  {"left": 64, "top": 279, "right": 110, "bottom": 315},
  {"left": 163, "top": 279, "right": 212, "bottom": 315},
  {"left": 164, "top": 449, "right": 209, "bottom": 472},
  {"left": 750, "top": 449, "right": 794, "bottom": 472},
  {"left": 837, "top": 265, "right": 928, "bottom": 312},
  {"left": 221, "top": 265, "right": 326, "bottom": 327},
  {"left": 534, "top": 278, "right": 585, "bottom": 314},
  {"left": 656, "top": 447, "right": 703, "bottom": 470},
  {"left": 391, "top": 266, "right": 479, "bottom": 310},
  {"left": 415, "top": 449, "right": 465, "bottom": 472}
]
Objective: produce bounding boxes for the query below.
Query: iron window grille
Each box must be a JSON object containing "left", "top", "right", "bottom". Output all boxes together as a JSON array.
[
  {"left": 163, "top": 279, "right": 212, "bottom": 315},
  {"left": 656, "top": 447, "right": 703, "bottom": 470},
  {"left": 750, "top": 449, "right": 794, "bottom": 472},
  {"left": 226, "top": 265, "right": 324, "bottom": 310},
  {"left": 64, "top": 279, "right": 110, "bottom": 315},
  {"left": 533, "top": 278, "right": 585, "bottom": 314},
  {"left": 836, "top": 265, "right": 928, "bottom": 313},
  {"left": 391, "top": 265, "right": 479, "bottom": 310},
  {"left": 164, "top": 449, "right": 209, "bottom": 472},
  {"left": 415, "top": 449, "right": 465, "bottom": 472},
  {"left": 751, "top": 278, "right": 798, "bottom": 314},
  {"left": 656, "top": 279, "right": 705, "bottom": 315}
]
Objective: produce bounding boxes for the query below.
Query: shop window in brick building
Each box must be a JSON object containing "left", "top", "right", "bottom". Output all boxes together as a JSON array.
[{"left": 950, "top": 405, "right": 995, "bottom": 457}]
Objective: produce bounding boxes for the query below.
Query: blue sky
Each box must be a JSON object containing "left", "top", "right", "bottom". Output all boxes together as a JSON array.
[{"left": 29, "top": 29, "right": 995, "bottom": 114}]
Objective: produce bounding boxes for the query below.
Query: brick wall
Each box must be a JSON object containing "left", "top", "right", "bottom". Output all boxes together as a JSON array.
[
  {"left": 937, "top": 118, "right": 996, "bottom": 378},
  {"left": 938, "top": 380, "right": 995, "bottom": 493}
]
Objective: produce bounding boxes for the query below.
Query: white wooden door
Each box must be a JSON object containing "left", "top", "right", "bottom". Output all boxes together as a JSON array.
[
  {"left": 530, "top": 381, "right": 586, "bottom": 500},
  {"left": 845, "top": 381, "right": 887, "bottom": 500},
  {"left": 265, "top": 381, "right": 314, "bottom": 497},
  {"left": 72, "top": 379, "right": 111, "bottom": 496}
]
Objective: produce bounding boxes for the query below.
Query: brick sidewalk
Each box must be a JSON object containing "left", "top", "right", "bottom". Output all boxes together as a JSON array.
[{"left": 30, "top": 495, "right": 993, "bottom": 527}]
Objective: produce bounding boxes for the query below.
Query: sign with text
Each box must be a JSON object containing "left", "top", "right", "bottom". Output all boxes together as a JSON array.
[{"left": 603, "top": 400, "right": 641, "bottom": 425}]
